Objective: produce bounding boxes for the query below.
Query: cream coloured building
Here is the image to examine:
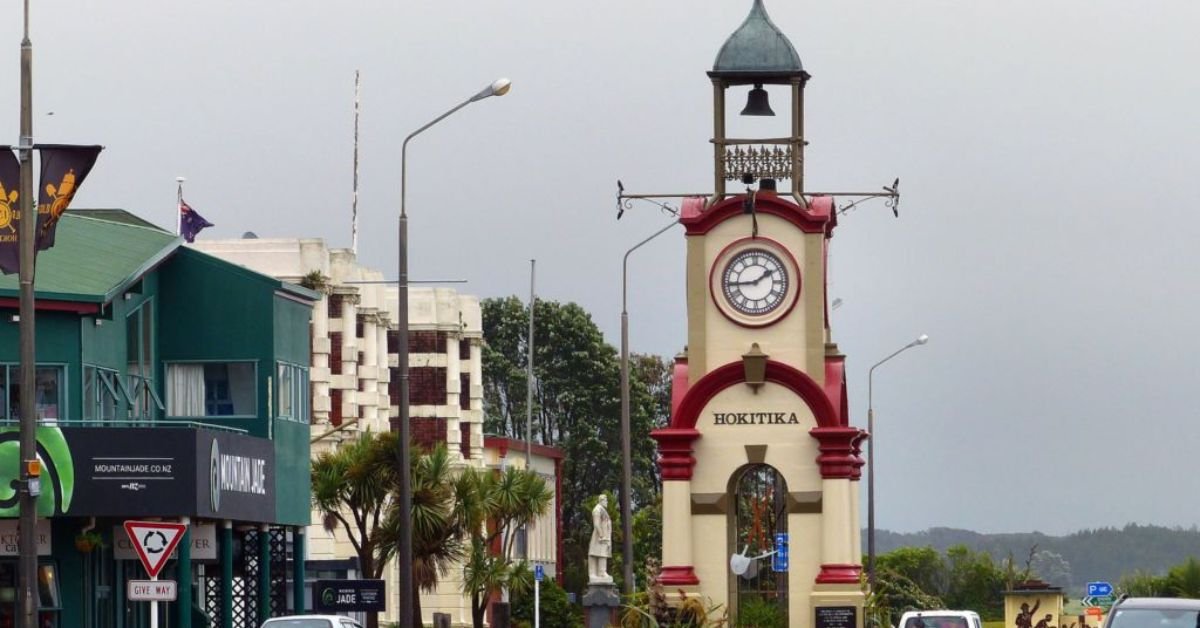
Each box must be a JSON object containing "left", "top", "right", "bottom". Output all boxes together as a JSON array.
[{"left": 195, "top": 238, "right": 560, "bottom": 626}]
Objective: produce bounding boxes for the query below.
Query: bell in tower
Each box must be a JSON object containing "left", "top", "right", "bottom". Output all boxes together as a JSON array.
[{"left": 709, "top": 0, "right": 810, "bottom": 204}]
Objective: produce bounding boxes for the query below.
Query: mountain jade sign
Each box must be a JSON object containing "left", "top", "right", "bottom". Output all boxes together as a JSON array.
[{"left": 0, "top": 426, "right": 277, "bottom": 522}]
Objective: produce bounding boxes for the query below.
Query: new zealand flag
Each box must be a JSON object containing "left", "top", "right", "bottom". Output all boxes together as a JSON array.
[{"left": 179, "top": 199, "right": 213, "bottom": 243}]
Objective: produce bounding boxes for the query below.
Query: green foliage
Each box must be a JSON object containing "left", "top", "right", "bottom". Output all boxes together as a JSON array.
[
  {"left": 1119, "top": 570, "right": 1169, "bottom": 597},
  {"left": 511, "top": 578, "right": 583, "bottom": 628},
  {"left": 620, "top": 559, "right": 727, "bottom": 627},
  {"left": 867, "top": 567, "right": 947, "bottom": 628},
  {"left": 1165, "top": 557, "right": 1200, "bottom": 597},
  {"left": 737, "top": 594, "right": 787, "bottom": 628},
  {"left": 944, "top": 545, "right": 1005, "bottom": 619},
  {"left": 481, "top": 296, "right": 672, "bottom": 596},
  {"left": 455, "top": 464, "right": 553, "bottom": 628}
]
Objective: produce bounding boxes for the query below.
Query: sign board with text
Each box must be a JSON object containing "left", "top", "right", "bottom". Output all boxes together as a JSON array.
[
  {"left": 128, "top": 580, "right": 177, "bottom": 602},
  {"left": 0, "top": 519, "right": 51, "bottom": 556},
  {"left": 816, "top": 606, "right": 857, "bottom": 628},
  {"left": 114, "top": 523, "right": 216, "bottom": 561},
  {"left": 313, "top": 580, "right": 386, "bottom": 613}
]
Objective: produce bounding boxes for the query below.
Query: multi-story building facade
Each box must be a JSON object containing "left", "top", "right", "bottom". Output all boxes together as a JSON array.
[
  {"left": 196, "top": 238, "right": 560, "bottom": 626},
  {"left": 0, "top": 209, "right": 317, "bottom": 628}
]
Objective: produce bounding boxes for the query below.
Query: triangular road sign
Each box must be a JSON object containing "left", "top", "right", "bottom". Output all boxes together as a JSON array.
[{"left": 124, "top": 521, "right": 188, "bottom": 578}]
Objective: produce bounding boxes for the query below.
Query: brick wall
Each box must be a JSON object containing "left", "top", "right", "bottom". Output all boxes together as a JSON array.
[
  {"left": 412, "top": 417, "right": 447, "bottom": 451},
  {"left": 410, "top": 331, "right": 444, "bottom": 353},
  {"left": 330, "top": 332, "right": 343, "bottom": 375},
  {"left": 330, "top": 389, "right": 343, "bottom": 426}
]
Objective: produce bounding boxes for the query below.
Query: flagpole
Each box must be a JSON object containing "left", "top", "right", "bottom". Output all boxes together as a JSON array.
[
  {"left": 175, "top": 176, "right": 185, "bottom": 236},
  {"left": 16, "top": 0, "right": 39, "bottom": 625},
  {"left": 351, "top": 70, "right": 360, "bottom": 254}
]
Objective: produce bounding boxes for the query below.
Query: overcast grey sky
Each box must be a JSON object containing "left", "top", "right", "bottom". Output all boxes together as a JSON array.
[{"left": 6, "top": 1, "right": 1200, "bottom": 535}]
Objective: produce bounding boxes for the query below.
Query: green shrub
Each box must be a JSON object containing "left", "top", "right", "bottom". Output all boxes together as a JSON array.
[{"left": 511, "top": 577, "right": 583, "bottom": 628}]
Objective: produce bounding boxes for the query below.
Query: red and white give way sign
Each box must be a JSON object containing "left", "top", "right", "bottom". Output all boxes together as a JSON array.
[{"left": 123, "top": 521, "right": 188, "bottom": 578}]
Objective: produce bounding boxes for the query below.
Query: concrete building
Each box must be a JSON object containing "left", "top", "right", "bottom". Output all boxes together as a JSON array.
[{"left": 195, "top": 238, "right": 561, "bottom": 625}]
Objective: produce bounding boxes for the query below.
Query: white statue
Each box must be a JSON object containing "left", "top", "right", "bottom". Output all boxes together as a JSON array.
[{"left": 587, "top": 494, "right": 613, "bottom": 584}]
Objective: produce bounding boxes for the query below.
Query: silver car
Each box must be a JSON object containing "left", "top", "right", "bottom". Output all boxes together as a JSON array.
[
  {"left": 1104, "top": 597, "right": 1200, "bottom": 628},
  {"left": 261, "top": 616, "right": 364, "bottom": 628}
]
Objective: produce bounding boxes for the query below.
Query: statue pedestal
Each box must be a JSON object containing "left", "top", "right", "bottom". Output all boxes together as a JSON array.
[{"left": 583, "top": 582, "right": 620, "bottom": 628}]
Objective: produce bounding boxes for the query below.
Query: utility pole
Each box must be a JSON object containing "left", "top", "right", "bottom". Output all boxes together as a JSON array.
[{"left": 17, "top": 0, "right": 39, "bottom": 626}]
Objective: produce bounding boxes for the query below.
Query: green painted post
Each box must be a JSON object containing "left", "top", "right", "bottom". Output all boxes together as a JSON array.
[
  {"left": 221, "top": 522, "right": 233, "bottom": 628},
  {"left": 292, "top": 527, "right": 306, "bottom": 614},
  {"left": 259, "top": 525, "right": 271, "bottom": 624},
  {"left": 177, "top": 520, "right": 192, "bottom": 628}
]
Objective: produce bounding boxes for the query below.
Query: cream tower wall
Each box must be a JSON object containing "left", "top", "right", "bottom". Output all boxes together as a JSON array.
[{"left": 687, "top": 213, "right": 827, "bottom": 385}]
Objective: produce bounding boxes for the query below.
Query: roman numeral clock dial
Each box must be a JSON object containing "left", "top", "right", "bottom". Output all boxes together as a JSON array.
[{"left": 709, "top": 239, "right": 801, "bottom": 327}]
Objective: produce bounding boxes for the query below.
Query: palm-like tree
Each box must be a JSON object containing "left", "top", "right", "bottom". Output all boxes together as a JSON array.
[
  {"left": 457, "top": 465, "right": 552, "bottom": 628},
  {"left": 377, "top": 443, "right": 466, "bottom": 626},
  {"left": 311, "top": 431, "right": 396, "bottom": 628}
]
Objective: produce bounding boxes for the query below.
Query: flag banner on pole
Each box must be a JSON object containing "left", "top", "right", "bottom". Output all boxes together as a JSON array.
[
  {"left": 36, "top": 144, "right": 102, "bottom": 251},
  {"left": 0, "top": 147, "right": 21, "bottom": 275},
  {"left": 179, "top": 199, "right": 213, "bottom": 243}
]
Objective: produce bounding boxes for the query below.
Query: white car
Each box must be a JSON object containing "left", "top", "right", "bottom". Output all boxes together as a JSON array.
[
  {"left": 898, "top": 610, "right": 983, "bottom": 628},
  {"left": 260, "top": 616, "right": 363, "bottom": 628}
]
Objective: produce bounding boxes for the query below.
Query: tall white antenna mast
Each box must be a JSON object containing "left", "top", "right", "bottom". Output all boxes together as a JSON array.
[{"left": 351, "top": 70, "right": 361, "bottom": 254}]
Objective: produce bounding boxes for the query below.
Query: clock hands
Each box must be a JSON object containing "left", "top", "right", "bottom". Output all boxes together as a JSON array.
[{"left": 733, "top": 269, "right": 773, "bottom": 286}]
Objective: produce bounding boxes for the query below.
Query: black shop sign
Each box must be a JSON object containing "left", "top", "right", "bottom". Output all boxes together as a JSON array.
[{"left": 313, "top": 580, "right": 387, "bottom": 613}]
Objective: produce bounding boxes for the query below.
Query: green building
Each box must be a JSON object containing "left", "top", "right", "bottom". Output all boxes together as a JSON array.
[{"left": 0, "top": 210, "right": 318, "bottom": 628}]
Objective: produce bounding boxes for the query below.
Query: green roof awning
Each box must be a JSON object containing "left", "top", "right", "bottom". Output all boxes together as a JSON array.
[{"left": 0, "top": 211, "right": 180, "bottom": 303}]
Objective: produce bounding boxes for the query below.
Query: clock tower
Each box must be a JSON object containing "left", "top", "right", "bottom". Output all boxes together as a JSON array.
[{"left": 651, "top": 1, "right": 867, "bottom": 625}]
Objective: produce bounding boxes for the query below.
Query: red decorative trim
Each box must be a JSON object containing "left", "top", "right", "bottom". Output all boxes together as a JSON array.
[
  {"left": 823, "top": 354, "right": 848, "bottom": 427},
  {"left": 483, "top": 436, "right": 564, "bottom": 460},
  {"left": 849, "top": 430, "right": 868, "bottom": 481},
  {"left": 816, "top": 563, "right": 863, "bottom": 584},
  {"left": 651, "top": 428, "right": 701, "bottom": 481},
  {"left": 670, "top": 360, "right": 838, "bottom": 430},
  {"left": 670, "top": 355, "right": 690, "bottom": 418},
  {"left": 682, "top": 195, "right": 831, "bottom": 236},
  {"left": 0, "top": 297, "right": 99, "bottom": 314},
  {"left": 658, "top": 565, "right": 700, "bottom": 586},
  {"left": 706, "top": 236, "right": 802, "bottom": 329},
  {"left": 810, "top": 426, "right": 862, "bottom": 479}
]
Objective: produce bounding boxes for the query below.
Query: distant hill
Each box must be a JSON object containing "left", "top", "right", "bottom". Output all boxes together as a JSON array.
[{"left": 874, "top": 524, "right": 1200, "bottom": 593}]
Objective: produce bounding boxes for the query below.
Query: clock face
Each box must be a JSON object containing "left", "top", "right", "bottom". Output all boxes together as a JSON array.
[
  {"left": 709, "top": 237, "right": 801, "bottom": 327},
  {"left": 722, "top": 249, "right": 789, "bottom": 315}
]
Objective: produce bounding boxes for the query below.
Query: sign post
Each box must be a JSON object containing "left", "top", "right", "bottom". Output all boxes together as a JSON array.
[
  {"left": 124, "top": 521, "right": 188, "bottom": 628},
  {"left": 773, "top": 533, "right": 789, "bottom": 572},
  {"left": 534, "top": 565, "right": 544, "bottom": 628}
]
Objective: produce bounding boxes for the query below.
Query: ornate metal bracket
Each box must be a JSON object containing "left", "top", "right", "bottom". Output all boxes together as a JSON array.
[
  {"left": 616, "top": 180, "right": 680, "bottom": 219},
  {"left": 834, "top": 178, "right": 901, "bottom": 217}
]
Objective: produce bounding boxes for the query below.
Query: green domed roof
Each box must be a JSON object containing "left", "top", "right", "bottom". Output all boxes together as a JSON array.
[{"left": 711, "top": 0, "right": 804, "bottom": 80}]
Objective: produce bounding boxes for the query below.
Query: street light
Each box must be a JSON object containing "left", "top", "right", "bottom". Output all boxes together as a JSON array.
[
  {"left": 620, "top": 218, "right": 680, "bottom": 594},
  {"left": 866, "top": 333, "right": 929, "bottom": 589},
  {"left": 397, "top": 77, "right": 510, "bottom": 628}
]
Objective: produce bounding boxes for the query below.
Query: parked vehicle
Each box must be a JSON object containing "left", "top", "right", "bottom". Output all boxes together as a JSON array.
[
  {"left": 898, "top": 610, "right": 983, "bottom": 628},
  {"left": 1104, "top": 597, "right": 1200, "bottom": 628},
  {"left": 261, "top": 616, "right": 363, "bottom": 628}
]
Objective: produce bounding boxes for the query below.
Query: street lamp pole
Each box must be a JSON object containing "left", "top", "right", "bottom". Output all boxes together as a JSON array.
[
  {"left": 620, "top": 218, "right": 680, "bottom": 593},
  {"left": 16, "top": 1, "right": 38, "bottom": 626},
  {"left": 397, "top": 77, "right": 510, "bottom": 628},
  {"left": 866, "top": 333, "right": 928, "bottom": 590}
]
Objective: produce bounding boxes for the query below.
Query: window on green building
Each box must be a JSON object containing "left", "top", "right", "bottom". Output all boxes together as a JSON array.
[
  {"left": 166, "top": 362, "right": 257, "bottom": 417},
  {"left": 125, "top": 300, "right": 159, "bottom": 421},
  {"left": 276, "top": 362, "right": 309, "bottom": 423},
  {"left": 0, "top": 365, "right": 65, "bottom": 423}
]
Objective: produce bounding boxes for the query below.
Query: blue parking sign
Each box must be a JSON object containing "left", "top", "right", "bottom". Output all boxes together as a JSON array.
[
  {"left": 773, "top": 533, "right": 789, "bottom": 572},
  {"left": 1087, "top": 582, "right": 1112, "bottom": 597},
  {"left": 534, "top": 565, "right": 545, "bottom": 582}
]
